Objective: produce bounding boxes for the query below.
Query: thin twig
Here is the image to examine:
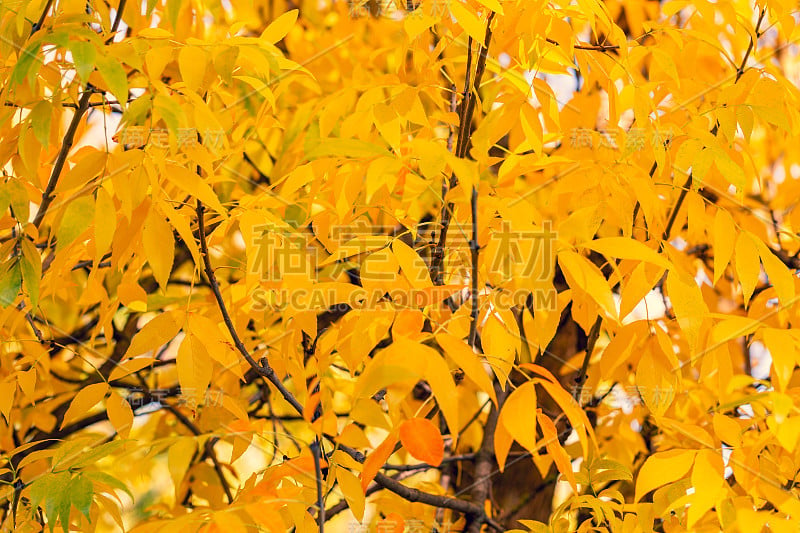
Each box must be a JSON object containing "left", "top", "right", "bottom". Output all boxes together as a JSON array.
[
  {"left": 573, "top": 316, "right": 603, "bottom": 402},
  {"left": 311, "top": 438, "right": 325, "bottom": 531},
  {"left": 468, "top": 185, "right": 480, "bottom": 347}
]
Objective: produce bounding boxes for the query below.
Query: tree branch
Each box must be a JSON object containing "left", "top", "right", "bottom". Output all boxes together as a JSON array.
[
  {"left": 31, "top": 0, "right": 129, "bottom": 228},
  {"left": 195, "top": 200, "right": 304, "bottom": 415},
  {"left": 431, "top": 13, "right": 496, "bottom": 286}
]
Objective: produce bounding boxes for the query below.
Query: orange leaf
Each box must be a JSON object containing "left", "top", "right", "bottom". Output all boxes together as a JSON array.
[
  {"left": 399, "top": 418, "right": 444, "bottom": 466},
  {"left": 360, "top": 431, "right": 399, "bottom": 492}
]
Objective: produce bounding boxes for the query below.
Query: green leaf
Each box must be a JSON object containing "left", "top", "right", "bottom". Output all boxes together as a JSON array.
[
  {"left": 30, "top": 101, "right": 52, "bottom": 147},
  {"left": 56, "top": 195, "right": 95, "bottom": 250},
  {"left": 214, "top": 45, "right": 239, "bottom": 84},
  {"left": 122, "top": 95, "right": 152, "bottom": 126},
  {"left": 29, "top": 472, "right": 55, "bottom": 511},
  {"left": 20, "top": 238, "right": 41, "bottom": 309},
  {"left": 83, "top": 471, "right": 134, "bottom": 500},
  {"left": 12, "top": 42, "right": 41, "bottom": 87},
  {"left": 70, "top": 474, "right": 93, "bottom": 519},
  {"left": 0, "top": 261, "right": 22, "bottom": 308},
  {"left": 96, "top": 55, "right": 129, "bottom": 104},
  {"left": 64, "top": 440, "right": 126, "bottom": 470},
  {"left": 0, "top": 184, "right": 11, "bottom": 216},
  {"left": 69, "top": 40, "right": 96, "bottom": 84},
  {"left": 32, "top": 471, "right": 70, "bottom": 533},
  {"left": 57, "top": 482, "right": 72, "bottom": 533},
  {"left": 52, "top": 437, "right": 94, "bottom": 470},
  {"left": 154, "top": 93, "right": 184, "bottom": 135},
  {"left": 6, "top": 179, "right": 29, "bottom": 223}
]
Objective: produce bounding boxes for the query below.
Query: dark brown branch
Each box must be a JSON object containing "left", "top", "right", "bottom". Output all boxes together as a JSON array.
[
  {"left": 383, "top": 454, "right": 476, "bottom": 472},
  {"left": 431, "top": 13, "right": 496, "bottom": 286},
  {"left": 573, "top": 315, "right": 603, "bottom": 402},
  {"left": 32, "top": 91, "right": 92, "bottom": 228},
  {"left": 468, "top": 186, "right": 480, "bottom": 347},
  {"left": 332, "top": 440, "right": 488, "bottom": 519},
  {"left": 662, "top": 11, "right": 765, "bottom": 244},
  {"left": 31, "top": 0, "right": 129, "bottom": 228},
  {"left": 311, "top": 438, "right": 325, "bottom": 530},
  {"left": 195, "top": 200, "right": 304, "bottom": 415},
  {"left": 464, "top": 385, "right": 504, "bottom": 533},
  {"left": 31, "top": 0, "right": 54, "bottom": 34}
]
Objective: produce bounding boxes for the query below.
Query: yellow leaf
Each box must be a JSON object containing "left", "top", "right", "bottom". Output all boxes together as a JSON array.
[
  {"left": 336, "top": 468, "right": 365, "bottom": 522},
  {"left": 755, "top": 239, "right": 796, "bottom": 307},
  {"left": 710, "top": 316, "right": 761, "bottom": 345},
  {"left": 535, "top": 376, "right": 597, "bottom": 456},
  {"left": 178, "top": 46, "right": 207, "bottom": 92},
  {"left": 280, "top": 164, "right": 314, "bottom": 198},
  {"left": 712, "top": 413, "right": 741, "bottom": 447},
  {"left": 107, "top": 390, "right": 134, "bottom": 438},
  {"left": 392, "top": 240, "right": 432, "bottom": 289},
  {"left": 145, "top": 47, "right": 172, "bottom": 79},
  {"left": 734, "top": 232, "right": 760, "bottom": 306},
  {"left": 61, "top": 383, "right": 109, "bottom": 429},
  {"left": 125, "top": 311, "right": 184, "bottom": 358},
  {"left": 475, "top": 0, "right": 504, "bottom": 14},
  {"left": 761, "top": 328, "right": 796, "bottom": 392},
  {"left": 16, "top": 368, "right": 35, "bottom": 400},
  {"left": 620, "top": 262, "right": 662, "bottom": 320},
  {"left": 57, "top": 150, "right": 107, "bottom": 193},
  {"left": 449, "top": 1, "right": 487, "bottom": 43},
  {"left": 499, "top": 381, "right": 537, "bottom": 453},
  {"left": 177, "top": 333, "right": 213, "bottom": 407},
  {"left": 482, "top": 314, "right": 517, "bottom": 385},
  {"left": 94, "top": 188, "right": 116, "bottom": 263},
  {"left": 558, "top": 251, "right": 618, "bottom": 321},
  {"left": 404, "top": 11, "right": 436, "bottom": 40},
  {"left": 221, "top": 394, "right": 249, "bottom": 421},
  {"left": 143, "top": 206, "right": 174, "bottom": 291},
  {"left": 159, "top": 199, "right": 202, "bottom": 267},
  {"left": 422, "top": 345, "right": 460, "bottom": 434},
  {"left": 138, "top": 28, "right": 174, "bottom": 38},
  {"left": 636, "top": 346, "right": 678, "bottom": 417},
  {"left": 583, "top": 237, "right": 671, "bottom": 270},
  {"left": 494, "top": 416, "right": 514, "bottom": 472},
  {"left": 260, "top": 9, "right": 299, "bottom": 43},
  {"left": 168, "top": 438, "right": 196, "bottom": 499},
  {"left": 436, "top": 333, "right": 497, "bottom": 405},
  {"left": 665, "top": 270, "right": 708, "bottom": 351},
  {"left": 446, "top": 153, "right": 480, "bottom": 193},
  {"left": 713, "top": 209, "right": 735, "bottom": 285},
  {"left": 688, "top": 450, "right": 725, "bottom": 527},
  {"left": 634, "top": 449, "right": 696, "bottom": 502},
  {"left": 0, "top": 380, "right": 15, "bottom": 421},
  {"left": 166, "top": 164, "right": 226, "bottom": 215},
  {"left": 108, "top": 357, "right": 157, "bottom": 382},
  {"left": 306, "top": 138, "right": 389, "bottom": 160},
  {"left": 399, "top": 418, "right": 444, "bottom": 466}
]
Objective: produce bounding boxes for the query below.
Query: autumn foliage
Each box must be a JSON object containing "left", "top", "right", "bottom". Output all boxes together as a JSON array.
[{"left": 2, "top": 0, "right": 800, "bottom": 531}]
